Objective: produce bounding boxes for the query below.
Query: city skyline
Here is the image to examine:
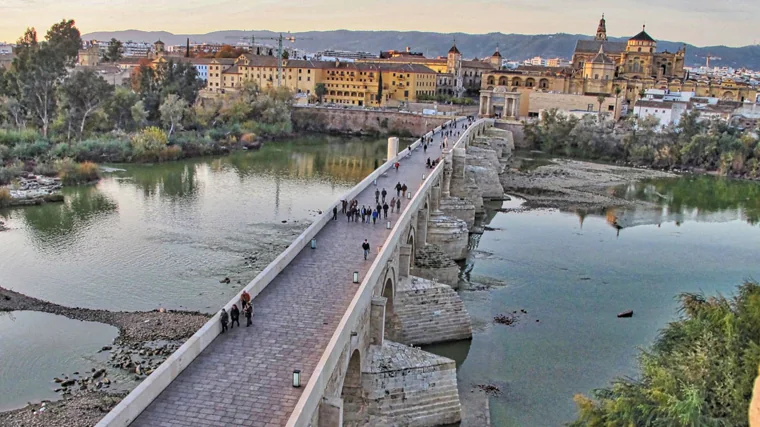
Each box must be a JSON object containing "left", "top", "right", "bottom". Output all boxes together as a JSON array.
[{"left": 1, "top": 0, "right": 758, "bottom": 48}]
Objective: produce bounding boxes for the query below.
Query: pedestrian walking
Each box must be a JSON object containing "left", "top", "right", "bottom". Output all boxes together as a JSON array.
[
  {"left": 396, "top": 198, "right": 401, "bottom": 212},
  {"left": 240, "top": 290, "right": 251, "bottom": 312},
  {"left": 423, "top": 143, "right": 427, "bottom": 153},
  {"left": 372, "top": 209, "right": 378, "bottom": 224},
  {"left": 220, "top": 308, "right": 228, "bottom": 333},
  {"left": 361, "top": 206, "right": 366, "bottom": 223},
  {"left": 381, "top": 188, "right": 387, "bottom": 203},
  {"left": 401, "top": 183, "right": 408, "bottom": 196},
  {"left": 341, "top": 199, "right": 347, "bottom": 214},
  {"left": 395, "top": 182, "right": 402, "bottom": 197},
  {"left": 395, "top": 161, "right": 400, "bottom": 171},
  {"left": 333, "top": 205, "right": 338, "bottom": 220},
  {"left": 230, "top": 304, "right": 240, "bottom": 329},
  {"left": 382, "top": 202, "right": 389, "bottom": 218},
  {"left": 390, "top": 197, "right": 396, "bottom": 213},
  {"left": 243, "top": 303, "right": 253, "bottom": 327},
  {"left": 362, "top": 239, "right": 370, "bottom": 260},
  {"left": 354, "top": 208, "right": 360, "bottom": 223},
  {"left": 375, "top": 189, "right": 380, "bottom": 203}
]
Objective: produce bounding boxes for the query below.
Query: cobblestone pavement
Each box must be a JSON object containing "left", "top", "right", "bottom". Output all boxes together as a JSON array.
[{"left": 132, "top": 118, "right": 469, "bottom": 427}]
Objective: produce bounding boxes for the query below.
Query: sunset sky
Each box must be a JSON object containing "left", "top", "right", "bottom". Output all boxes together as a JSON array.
[{"left": 1, "top": 0, "right": 757, "bottom": 47}]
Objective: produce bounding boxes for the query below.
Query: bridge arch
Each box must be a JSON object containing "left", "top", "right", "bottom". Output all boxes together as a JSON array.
[{"left": 341, "top": 349, "right": 364, "bottom": 424}]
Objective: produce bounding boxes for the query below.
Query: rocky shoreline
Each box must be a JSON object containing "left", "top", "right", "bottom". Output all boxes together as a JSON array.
[
  {"left": 500, "top": 157, "right": 675, "bottom": 211},
  {"left": 1, "top": 175, "right": 66, "bottom": 208},
  {"left": 0, "top": 287, "right": 210, "bottom": 426}
]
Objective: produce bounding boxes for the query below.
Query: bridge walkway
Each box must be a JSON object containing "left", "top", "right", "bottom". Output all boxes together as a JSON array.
[{"left": 132, "top": 119, "right": 466, "bottom": 427}]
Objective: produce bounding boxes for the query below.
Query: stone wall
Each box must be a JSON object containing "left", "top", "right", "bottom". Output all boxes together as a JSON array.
[
  {"left": 411, "top": 244, "right": 460, "bottom": 289},
  {"left": 426, "top": 212, "right": 469, "bottom": 261},
  {"left": 494, "top": 120, "right": 526, "bottom": 148},
  {"left": 292, "top": 107, "right": 450, "bottom": 136},
  {"left": 364, "top": 341, "right": 461, "bottom": 426},
  {"left": 393, "top": 277, "right": 472, "bottom": 345}
]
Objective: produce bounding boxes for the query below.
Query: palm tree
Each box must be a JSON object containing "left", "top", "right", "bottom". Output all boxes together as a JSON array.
[
  {"left": 597, "top": 94, "right": 607, "bottom": 122},
  {"left": 314, "top": 83, "right": 326, "bottom": 105}
]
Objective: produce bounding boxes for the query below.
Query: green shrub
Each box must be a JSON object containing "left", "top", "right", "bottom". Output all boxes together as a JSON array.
[
  {"left": 73, "top": 138, "right": 132, "bottom": 163},
  {"left": 54, "top": 158, "right": 100, "bottom": 184},
  {"left": 0, "top": 129, "right": 40, "bottom": 147},
  {"left": 11, "top": 140, "right": 50, "bottom": 159},
  {"left": 131, "top": 127, "right": 168, "bottom": 162},
  {"left": 0, "top": 161, "right": 23, "bottom": 185},
  {"left": 0, "top": 145, "right": 9, "bottom": 163},
  {"left": 33, "top": 162, "right": 57, "bottom": 176},
  {"left": 172, "top": 134, "right": 215, "bottom": 157},
  {"left": 50, "top": 143, "right": 76, "bottom": 160},
  {"left": 0, "top": 188, "right": 11, "bottom": 206}
]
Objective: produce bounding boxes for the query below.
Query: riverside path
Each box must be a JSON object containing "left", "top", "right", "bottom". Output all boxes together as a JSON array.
[{"left": 131, "top": 118, "right": 468, "bottom": 427}]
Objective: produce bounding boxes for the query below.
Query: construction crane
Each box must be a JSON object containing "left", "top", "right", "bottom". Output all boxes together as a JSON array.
[
  {"left": 224, "top": 32, "right": 312, "bottom": 87},
  {"left": 705, "top": 53, "right": 721, "bottom": 69}
]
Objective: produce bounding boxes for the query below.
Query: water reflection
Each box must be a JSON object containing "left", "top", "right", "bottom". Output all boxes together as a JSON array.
[
  {"left": 575, "top": 176, "right": 760, "bottom": 231},
  {"left": 13, "top": 187, "right": 117, "bottom": 249}
]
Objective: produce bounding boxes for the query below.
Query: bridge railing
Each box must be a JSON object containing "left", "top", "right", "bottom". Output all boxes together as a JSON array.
[
  {"left": 95, "top": 118, "right": 464, "bottom": 427},
  {"left": 285, "top": 117, "right": 493, "bottom": 426}
]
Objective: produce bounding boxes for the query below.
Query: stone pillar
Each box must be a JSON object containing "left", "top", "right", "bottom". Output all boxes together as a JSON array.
[
  {"left": 431, "top": 186, "right": 441, "bottom": 213},
  {"left": 370, "top": 296, "right": 387, "bottom": 346},
  {"left": 442, "top": 152, "right": 453, "bottom": 197},
  {"left": 318, "top": 397, "right": 343, "bottom": 427},
  {"left": 452, "top": 147, "right": 466, "bottom": 181},
  {"left": 417, "top": 207, "right": 428, "bottom": 247},
  {"left": 387, "top": 137, "right": 399, "bottom": 161},
  {"left": 399, "top": 244, "right": 412, "bottom": 277}
]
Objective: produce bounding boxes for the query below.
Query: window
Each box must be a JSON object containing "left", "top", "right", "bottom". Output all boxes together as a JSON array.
[
  {"left": 608, "top": 105, "right": 615, "bottom": 111},
  {"left": 587, "top": 104, "right": 594, "bottom": 112},
  {"left": 307, "top": 77, "right": 310, "bottom": 81},
  {"left": 298, "top": 76, "right": 301, "bottom": 81}
]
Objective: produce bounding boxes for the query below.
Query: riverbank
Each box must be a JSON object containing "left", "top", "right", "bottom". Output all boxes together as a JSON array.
[
  {"left": 500, "top": 156, "right": 675, "bottom": 211},
  {"left": 0, "top": 391, "right": 127, "bottom": 427}
]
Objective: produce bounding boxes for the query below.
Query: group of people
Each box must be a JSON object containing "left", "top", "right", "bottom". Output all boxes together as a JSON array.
[
  {"left": 220, "top": 290, "right": 253, "bottom": 333},
  {"left": 426, "top": 157, "right": 441, "bottom": 168}
]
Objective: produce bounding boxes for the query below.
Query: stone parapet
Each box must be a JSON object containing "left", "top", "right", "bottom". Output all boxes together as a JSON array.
[
  {"left": 394, "top": 276, "right": 472, "bottom": 345},
  {"left": 427, "top": 212, "right": 469, "bottom": 261},
  {"left": 411, "top": 244, "right": 461, "bottom": 289},
  {"left": 364, "top": 341, "right": 461, "bottom": 426}
]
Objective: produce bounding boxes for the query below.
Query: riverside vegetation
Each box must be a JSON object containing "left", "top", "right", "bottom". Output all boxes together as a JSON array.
[
  {"left": 572, "top": 281, "right": 760, "bottom": 427},
  {"left": 525, "top": 109, "right": 760, "bottom": 179},
  {"left": 0, "top": 19, "right": 294, "bottom": 192}
]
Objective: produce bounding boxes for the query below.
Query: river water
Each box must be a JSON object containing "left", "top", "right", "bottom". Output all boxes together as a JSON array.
[
  {"left": 2, "top": 140, "right": 759, "bottom": 423},
  {"left": 427, "top": 175, "right": 760, "bottom": 426},
  {"left": 0, "top": 134, "right": 398, "bottom": 410}
]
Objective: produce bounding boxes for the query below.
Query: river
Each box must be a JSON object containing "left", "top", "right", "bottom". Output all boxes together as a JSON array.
[
  {"left": 2, "top": 142, "right": 760, "bottom": 423},
  {"left": 0, "top": 134, "right": 401, "bottom": 410},
  {"left": 427, "top": 175, "right": 760, "bottom": 426}
]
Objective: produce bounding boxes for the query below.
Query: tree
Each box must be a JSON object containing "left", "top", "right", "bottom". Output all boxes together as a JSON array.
[
  {"left": 572, "top": 281, "right": 760, "bottom": 427},
  {"left": 45, "top": 19, "right": 82, "bottom": 66},
  {"left": 377, "top": 72, "right": 383, "bottom": 105},
  {"left": 12, "top": 29, "right": 67, "bottom": 137},
  {"left": 107, "top": 87, "right": 140, "bottom": 131},
  {"left": 596, "top": 94, "right": 606, "bottom": 122},
  {"left": 613, "top": 86, "right": 623, "bottom": 123},
  {"left": 104, "top": 38, "right": 123, "bottom": 62},
  {"left": 281, "top": 50, "right": 289, "bottom": 60},
  {"left": 315, "top": 83, "right": 327, "bottom": 104},
  {"left": 59, "top": 69, "right": 113, "bottom": 138},
  {"left": 159, "top": 94, "right": 187, "bottom": 136},
  {"left": 130, "top": 100, "right": 148, "bottom": 128}
]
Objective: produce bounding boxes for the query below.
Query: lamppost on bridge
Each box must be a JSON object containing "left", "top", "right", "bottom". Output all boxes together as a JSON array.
[
  {"left": 353, "top": 271, "right": 359, "bottom": 283},
  {"left": 292, "top": 370, "right": 301, "bottom": 388}
]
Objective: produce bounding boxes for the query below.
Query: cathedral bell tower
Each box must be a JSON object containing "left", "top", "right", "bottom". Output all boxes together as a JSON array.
[{"left": 595, "top": 14, "right": 607, "bottom": 41}]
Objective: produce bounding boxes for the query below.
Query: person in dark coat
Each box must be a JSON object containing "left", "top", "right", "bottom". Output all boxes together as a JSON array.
[
  {"left": 382, "top": 202, "right": 389, "bottom": 218},
  {"left": 395, "top": 182, "right": 402, "bottom": 197},
  {"left": 333, "top": 205, "right": 338, "bottom": 220},
  {"left": 341, "top": 199, "right": 347, "bottom": 213},
  {"left": 396, "top": 198, "right": 401, "bottom": 212},
  {"left": 362, "top": 239, "right": 370, "bottom": 260},
  {"left": 401, "top": 183, "right": 408, "bottom": 196},
  {"left": 381, "top": 188, "right": 387, "bottom": 203},
  {"left": 375, "top": 189, "right": 380, "bottom": 203},
  {"left": 243, "top": 303, "right": 253, "bottom": 327},
  {"left": 230, "top": 304, "right": 240, "bottom": 329},
  {"left": 376, "top": 202, "right": 382, "bottom": 215},
  {"left": 220, "top": 308, "right": 229, "bottom": 333}
]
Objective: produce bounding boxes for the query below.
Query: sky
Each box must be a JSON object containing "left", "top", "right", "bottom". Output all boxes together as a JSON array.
[{"left": 1, "top": 0, "right": 758, "bottom": 47}]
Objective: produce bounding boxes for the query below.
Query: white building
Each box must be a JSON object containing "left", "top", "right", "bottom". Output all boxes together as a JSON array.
[
  {"left": 633, "top": 100, "right": 689, "bottom": 127},
  {"left": 0, "top": 43, "right": 13, "bottom": 54},
  {"left": 97, "top": 40, "right": 152, "bottom": 57}
]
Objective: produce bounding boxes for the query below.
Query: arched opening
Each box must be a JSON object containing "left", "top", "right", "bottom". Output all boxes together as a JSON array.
[
  {"left": 487, "top": 76, "right": 495, "bottom": 85},
  {"left": 341, "top": 350, "right": 364, "bottom": 425},
  {"left": 512, "top": 77, "right": 521, "bottom": 87},
  {"left": 722, "top": 91, "right": 734, "bottom": 101},
  {"left": 382, "top": 278, "right": 395, "bottom": 339},
  {"left": 661, "top": 64, "right": 666, "bottom": 75},
  {"left": 498, "top": 76, "right": 507, "bottom": 86},
  {"left": 539, "top": 78, "right": 549, "bottom": 89},
  {"left": 525, "top": 78, "right": 535, "bottom": 87}
]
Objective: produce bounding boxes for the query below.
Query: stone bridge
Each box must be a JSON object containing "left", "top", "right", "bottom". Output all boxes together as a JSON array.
[{"left": 97, "top": 117, "right": 515, "bottom": 427}]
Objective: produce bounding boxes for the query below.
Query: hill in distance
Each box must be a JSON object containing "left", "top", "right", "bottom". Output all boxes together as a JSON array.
[{"left": 82, "top": 29, "right": 760, "bottom": 70}]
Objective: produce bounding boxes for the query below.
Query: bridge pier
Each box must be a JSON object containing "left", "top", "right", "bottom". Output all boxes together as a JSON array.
[
  {"left": 318, "top": 397, "right": 343, "bottom": 427},
  {"left": 370, "top": 297, "right": 386, "bottom": 346}
]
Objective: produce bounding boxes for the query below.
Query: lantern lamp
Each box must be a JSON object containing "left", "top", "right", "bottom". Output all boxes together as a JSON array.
[
  {"left": 292, "top": 370, "right": 301, "bottom": 388},
  {"left": 353, "top": 272, "right": 359, "bottom": 283}
]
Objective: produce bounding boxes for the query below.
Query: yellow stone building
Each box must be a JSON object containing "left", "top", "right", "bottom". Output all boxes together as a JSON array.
[
  {"left": 200, "top": 53, "right": 437, "bottom": 107},
  {"left": 479, "top": 14, "right": 758, "bottom": 118}
]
